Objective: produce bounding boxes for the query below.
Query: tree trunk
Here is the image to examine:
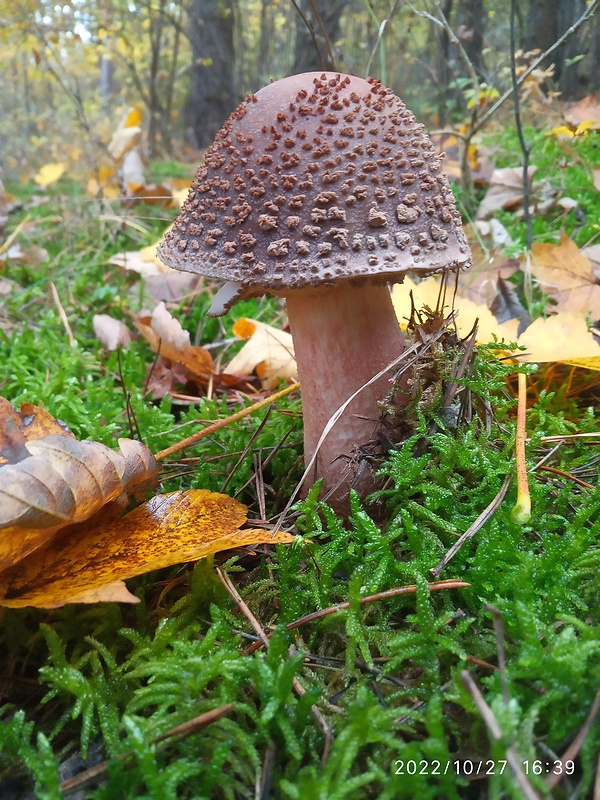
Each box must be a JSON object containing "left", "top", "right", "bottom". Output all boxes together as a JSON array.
[
  {"left": 291, "top": 0, "right": 347, "bottom": 74},
  {"left": 523, "top": 0, "right": 597, "bottom": 99},
  {"left": 455, "top": 0, "right": 485, "bottom": 76},
  {"left": 186, "top": 0, "right": 237, "bottom": 148}
]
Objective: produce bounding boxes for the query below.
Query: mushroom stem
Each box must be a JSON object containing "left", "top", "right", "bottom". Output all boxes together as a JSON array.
[{"left": 285, "top": 282, "right": 405, "bottom": 512}]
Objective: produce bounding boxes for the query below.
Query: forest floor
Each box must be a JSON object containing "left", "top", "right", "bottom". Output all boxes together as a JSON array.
[{"left": 0, "top": 117, "right": 600, "bottom": 799}]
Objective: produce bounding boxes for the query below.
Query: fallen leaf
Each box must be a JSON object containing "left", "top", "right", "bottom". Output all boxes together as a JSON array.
[
  {"left": 457, "top": 235, "right": 519, "bottom": 306},
  {"left": 476, "top": 166, "right": 538, "bottom": 220},
  {"left": 34, "top": 162, "right": 67, "bottom": 187},
  {"left": 490, "top": 275, "right": 530, "bottom": 334},
  {"left": 393, "top": 278, "right": 520, "bottom": 344},
  {"left": 0, "top": 489, "right": 295, "bottom": 608},
  {"left": 393, "top": 276, "right": 600, "bottom": 369},
  {"left": 564, "top": 94, "right": 600, "bottom": 129},
  {"left": 582, "top": 243, "right": 600, "bottom": 279},
  {"left": 93, "top": 314, "right": 132, "bottom": 351},
  {"left": 0, "top": 243, "right": 49, "bottom": 268},
  {"left": 225, "top": 318, "right": 297, "bottom": 387},
  {"left": 518, "top": 312, "right": 600, "bottom": 365},
  {"left": 0, "top": 397, "right": 71, "bottom": 463},
  {"left": 529, "top": 233, "right": 600, "bottom": 317},
  {"left": 133, "top": 302, "right": 214, "bottom": 380},
  {"left": 122, "top": 148, "right": 146, "bottom": 193},
  {"left": 593, "top": 169, "right": 600, "bottom": 191},
  {"left": 0, "top": 397, "right": 158, "bottom": 569}
]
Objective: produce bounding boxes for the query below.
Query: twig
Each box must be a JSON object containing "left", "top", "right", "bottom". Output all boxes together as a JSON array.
[
  {"left": 461, "top": 671, "right": 541, "bottom": 800},
  {"left": 216, "top": 566, "right": 333, "bottom": 763},
  {"left": 154, "top": 382, "right": 300, "bottom": 461},
  {"left": 510, "top": 0, "right": 532, "bottom": 250},
  {"left": 546, "top": 686, "right": 600, "bottom": 790},
  {"left": 511, "top": 371, "right": 531, "bottom": 524},
  {"left": 60, "top": 705, "right": 235, "bottom": 795},
  {"left": 244, "top": 580, "right": 470, "bottom": 655},
  {"left": 536, "top": 465, "right": 595, "bottom": 490},
  {"left": 472, "top": 0, "right": 599, "bottom": 136},
  {"left": 49, "top": 281, "right": 76, "bottom": 347},
  {"left": 486, "top": 605, "right": 509, "bottom": 704},
  {"left": 430, "top": 475, "right": 512, "bottom": 577},
  {"left": 216, "top": 566, "right": 269, "bottom": 646}
]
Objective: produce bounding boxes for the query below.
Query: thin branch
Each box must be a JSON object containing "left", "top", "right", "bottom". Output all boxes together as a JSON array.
[
  {"left": 60, "top": 705, "right": 235, "bottom": 795},
  {"left": 510, "top": 0, "right": 532, "bottom": 250},
  {"left": 546, "top": 686, "right": 600, "bottom": 790},
  {"left": 244, "top": 580, "right": 470, "bottom": 655},
  {"left": 431, "top": 474, "right": 512, "bottom": 577},
  {"left": 461, "top": 671, "right": 541, "bottom": 800},
  {"left": 154, "top": 382, "right": 300, "bottom": 461},
  {"left": 473, "top": 0, "right": 599, "bottom": 136}
]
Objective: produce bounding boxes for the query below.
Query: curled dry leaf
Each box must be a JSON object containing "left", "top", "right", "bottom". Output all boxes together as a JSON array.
[
  {"left": 225, "top": 318, "right": 297, "bottom": 387},
  {"left": 0, "top": 396, "right": 158, "bottom": 569},
  {"left": 93, "top": 313, "right": 132, "bottom": 351},
  {"left": 109, "top": 231, "right": 199, "bottom": 303},
  {"left": 476, "top": 166, "right": 539, "bottom": 220},
  {"left": 133, "top": 302, "right": 213, "bottom": 380},
  {"left": 0, "top": 489, "right": 295, "bottom": 608}
]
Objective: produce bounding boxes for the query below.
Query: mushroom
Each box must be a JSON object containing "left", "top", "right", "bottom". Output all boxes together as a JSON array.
[{"left": 158, "top": 72, "right": 470, "bottom": 513}]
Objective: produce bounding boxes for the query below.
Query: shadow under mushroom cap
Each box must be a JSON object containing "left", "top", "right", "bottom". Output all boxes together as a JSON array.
[{"left": 158, "top": 72, "right": 471, "bottom": 298}]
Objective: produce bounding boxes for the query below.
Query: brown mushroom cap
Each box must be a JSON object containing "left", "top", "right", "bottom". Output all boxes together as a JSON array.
[{"left": 158, "top": 72, "right": 470, "bottom": 304}]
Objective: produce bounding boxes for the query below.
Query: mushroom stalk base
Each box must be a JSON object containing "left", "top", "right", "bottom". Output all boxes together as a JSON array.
[{"left": 286, "top": 282, "right": 405, "bottom": 513}]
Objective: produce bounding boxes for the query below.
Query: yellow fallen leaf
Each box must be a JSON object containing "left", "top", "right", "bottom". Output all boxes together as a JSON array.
[
  {"left": 34, "top": 162, "right": 67, "bottom": 187},
  {"left": 393, "top": 278, "right": 520, "bottom": 344},
  {"left": 393, "top": 278, "right": 600, "bottom": 369},
  {"left": 529, "top": 233, "right": 600, "bottom": 317},
  {"left": 0, "top": 489, "right": 295, "bottom": 608},
  {"left": 518, "top": 313, "right": 600, "bottom": 365},
  {"left": 226, "top": 318, "right": 297, "bottom": 387}
]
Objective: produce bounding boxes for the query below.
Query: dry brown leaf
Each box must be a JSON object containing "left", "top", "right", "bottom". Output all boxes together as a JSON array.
[
  {"left": 109, "top": 231, "right": 200, "bottom": 302},
  {"left": 225, "top": 318, "right": 297, "bottom": 387},
  {"left": 0, "top": 398, "right": 158, "bottom": 568},
  {"left": 0, "top": 397, "right": 71, "bottom": 462},
  {"left": 0, "top": 242, "right": 49, "bottom": 268},
  {"left": 131, "top": 183, "right": 174, "bottom": 206},
  {"left": 564, "top": 94, "right": 600, "bottom": 129},
  {"left": 593, "top": 169, "right": 600, "bottom": 191},
  {"left": 530, "top": 233, "right": 600, "bottom": 317},
  {"left": 0, "top": 489, "right": 295, "bottom": 608},
  {"left": 456, "top": 234, "right": 519, "bottom": 306},
  {"left": 93, "top": 314, "right": 132, "bottom": 351},
  {"left": 476, "top": 166, "right": 538, "bottom": 220},
  {"left": 134, "top": 302, "right": 213, "bottom": 380}
]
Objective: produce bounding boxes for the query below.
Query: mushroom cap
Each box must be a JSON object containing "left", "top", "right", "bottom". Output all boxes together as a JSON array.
[{"left": 158, "top": 72, "right": 470, "bottom": 302}]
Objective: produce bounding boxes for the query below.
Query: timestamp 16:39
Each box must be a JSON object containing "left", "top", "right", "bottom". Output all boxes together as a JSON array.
[
  {"left": 393, "top": 759, "right": 575, "bottom": 777},
  {"left": 523, "top": 760, "right": 575, "bottom": 775}
]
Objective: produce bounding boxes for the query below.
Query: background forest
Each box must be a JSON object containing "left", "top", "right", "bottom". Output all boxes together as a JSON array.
[{"left": 2, "top": 0, "right": 600, "bottom": 171}]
